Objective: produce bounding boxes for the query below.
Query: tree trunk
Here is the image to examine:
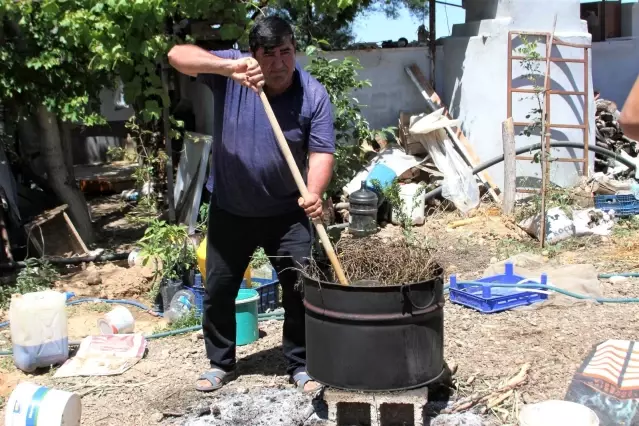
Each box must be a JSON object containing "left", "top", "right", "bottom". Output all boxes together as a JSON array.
[
  {"left": 58, "top": 119, "right": 75, "bottom": 180},
  {"left": 36, "top": 105, "right": 95, "bottom": 245}
]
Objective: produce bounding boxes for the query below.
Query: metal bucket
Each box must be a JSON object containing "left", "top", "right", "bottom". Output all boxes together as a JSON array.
[{"left": 303, "top": 267, "right": 445, "bottom": 391}]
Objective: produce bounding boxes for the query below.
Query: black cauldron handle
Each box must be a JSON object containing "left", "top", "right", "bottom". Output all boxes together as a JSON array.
[{"left": 401, "top": 283, "right": 436, "bottom": 311}]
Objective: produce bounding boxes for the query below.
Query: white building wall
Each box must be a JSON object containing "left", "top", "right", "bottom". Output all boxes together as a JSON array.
[{"left": 441, "top": 0, "right": 596, "bottom": 193}]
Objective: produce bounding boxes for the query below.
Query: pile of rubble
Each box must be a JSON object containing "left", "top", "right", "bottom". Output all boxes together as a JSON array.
[{"left": 595, "top": 98, "right": 638, "bottom": 173}]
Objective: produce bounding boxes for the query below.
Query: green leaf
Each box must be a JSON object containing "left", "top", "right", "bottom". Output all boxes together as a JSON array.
[
  {"left": 305, "top": 45, "right": 318, "bottom": 56},
  {"left": 220, "top": 24, "right": 242, "bottom": 40}
]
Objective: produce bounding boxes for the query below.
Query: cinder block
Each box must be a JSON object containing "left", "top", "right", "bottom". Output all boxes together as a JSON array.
[{"left": 323, "top": 387, "right": 428, "bottom": 426}]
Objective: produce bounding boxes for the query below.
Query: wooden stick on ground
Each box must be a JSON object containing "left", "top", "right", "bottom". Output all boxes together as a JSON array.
[
  {"left": 444, "top": 363, "right": 530, "bottom": 414},
  {"left": 540, "top": 15, "right": 558, "bottom": 248},
  {"left": 258, "top": 89, "right": 349, "bottom": 286},
  {"left": 502, "top": 117, "right": 516, "bottom": 215}
]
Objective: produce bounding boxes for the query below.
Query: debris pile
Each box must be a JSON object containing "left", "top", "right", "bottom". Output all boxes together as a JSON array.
[
  {"left": 442, "top": 363, "right": 530, "bottom": 415},
  {"left": 595, "top": 98, "right": 639, "bottom": 173}
]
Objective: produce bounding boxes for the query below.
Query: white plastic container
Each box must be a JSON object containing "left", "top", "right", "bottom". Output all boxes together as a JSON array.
[
  {"left": 391, "top": 183, "right": 427, "bottom": 226},
  {"left": 519, "top": 400, "right": 599, "bottom": 426},
  {"left": 9, "top": 290, "right": 69, "bottom": 373},
  {"left": 5, "top": 382, "right": 81, "bottom": 426},
  {"left": 97, "top": 305, "right": 135, "bottom": 334},
  {"left": 127, "top": 248, "right": 141, "bottom": 267}
]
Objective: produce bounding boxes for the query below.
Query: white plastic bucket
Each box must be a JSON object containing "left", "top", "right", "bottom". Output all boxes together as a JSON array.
[
  {"left": 519, "top": 400, "right": 599, "bottom": 426},
  {"left": 391, "top": 183, "right": 427, "bottom": 226},
  {"left": 5, "top": 382, "right": 81, "bottom": 426},
  {"left": 97, "top": 306, "right": 135, "bottom": 334}
]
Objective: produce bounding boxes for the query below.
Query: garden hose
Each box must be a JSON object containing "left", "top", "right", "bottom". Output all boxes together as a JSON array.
[
  {"left": 0, "top": 252, "right": 131, "bottom": 270},
  {"left": 0, "top": 312, "right": 286, "bottom": 357},
  {"left": 423, "top": 142, "right": 637, "bottom": 203},
  {"left": 1, "top": 271, "right": 638, "bottom": 356}
]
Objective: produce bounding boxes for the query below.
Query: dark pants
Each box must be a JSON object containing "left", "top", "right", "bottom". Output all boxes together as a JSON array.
[{"left": 203, "top": 201, "right": 311, "bottom": 376}]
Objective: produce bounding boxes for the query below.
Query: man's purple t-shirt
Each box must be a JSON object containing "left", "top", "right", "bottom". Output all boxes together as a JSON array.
[{"left": 197, "top": 49, "right": 335, "bottom": 218}]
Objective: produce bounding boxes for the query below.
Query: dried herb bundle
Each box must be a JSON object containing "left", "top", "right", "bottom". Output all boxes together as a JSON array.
[{"left": 306, "top": 234, "right": 439, "bottom": 286}]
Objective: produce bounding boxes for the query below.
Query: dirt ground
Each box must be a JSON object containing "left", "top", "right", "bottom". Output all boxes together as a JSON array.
[{"left": 2, "top": 198, "right": 639, "bottom": 425}]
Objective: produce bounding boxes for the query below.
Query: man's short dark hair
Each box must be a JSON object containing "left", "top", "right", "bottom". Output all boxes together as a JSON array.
[{"left": 249, "top": 16, "right": 295, "bottom": 53}]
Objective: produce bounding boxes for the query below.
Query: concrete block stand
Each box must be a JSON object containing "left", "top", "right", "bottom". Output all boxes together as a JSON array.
[{"left": 322, "top": 386, "right": 428, "bottom": 426}]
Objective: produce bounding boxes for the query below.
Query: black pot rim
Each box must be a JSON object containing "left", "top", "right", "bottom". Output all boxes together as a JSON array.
[
  {"left": 301, "top": 267, "right": 445, "bottom": 291},
  {"left": 308, "top": 366, "right": 447, "bottom": 393}
]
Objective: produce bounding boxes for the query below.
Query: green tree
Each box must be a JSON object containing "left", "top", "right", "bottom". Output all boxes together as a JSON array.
[
  {"left": 0, "top": 0, "right": 359, "bottom": 244},
  {"left": 257, "top": 0, "right": 429, "bottom": 50},
  {"left": 304, "top": 46, "right": 394, "bottom": 197}
]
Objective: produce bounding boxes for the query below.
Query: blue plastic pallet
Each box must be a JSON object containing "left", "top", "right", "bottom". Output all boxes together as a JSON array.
[
  {"left": 594, "top": 194, "right": 639, "bottom": 217},
  {"left": 186, "top": 281, "right": 280, "bottom": 316},
  {"left": 449, "top": 262, "right": 549, "bottom": 313}
]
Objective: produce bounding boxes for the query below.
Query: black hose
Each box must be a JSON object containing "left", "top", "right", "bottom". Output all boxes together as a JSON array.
[
  {"left": 424, "top": 142, "right": 635, "bottom": 202},
  {"left": 0, "top": 252, "right": 131, "bottom": 271}
]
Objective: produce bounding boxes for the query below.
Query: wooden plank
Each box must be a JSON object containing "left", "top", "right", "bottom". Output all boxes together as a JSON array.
[
  {"left": 405, "top": 64, "right": 501, "bottom": 204},
  {"left": 502, "top": 118, "right": 516, "bottom": 215},
  {"left": 415, "top": 164, "right": 444, "bottom": 177},
  {"left": 63, "top": 212, "right": 89, "bottom": 254},
  {"left": 539, "top": 15, "right": 558, "bottom": 248},
  {"left": 510, "top": 56, "right": 586, "bottom": 64},
  {"left": 513, "top": 122, "right": 586, "bottom": 130},
  {"left": 516, "top": 156, "right": 585, "bottom": 163},
  {"left": 25, "top": 204, "right": 88, "bottom": 257},
  {"left": 512, "top": 88, "right": 586, "bottom": 96},
  {"left": 28, "top": 204, "right": 68, "bottom": 228}
]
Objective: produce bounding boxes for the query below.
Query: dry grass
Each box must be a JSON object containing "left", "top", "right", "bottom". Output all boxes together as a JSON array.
[{"left": 307, "top": 233, "right": 440, "bottom": 286}]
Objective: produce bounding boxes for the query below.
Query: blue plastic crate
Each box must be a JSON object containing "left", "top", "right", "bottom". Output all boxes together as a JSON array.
[
  {"left": 449, "top": 262, "right": 549, "bottom": 313},
  {"left": 256, "top": 281, "right": 281, "bottom": 314},
  {"left": 185, "top": 285, "right": 206, "bottom": 316},
  {"left": 594, "top": 194, "right": 639, "bottom": 217},
  {"left": 184, "top": 281, "right": 279, "bottom": 317},
  {"left": 243, "top": 267, "right": 281, "bottom": 314}
]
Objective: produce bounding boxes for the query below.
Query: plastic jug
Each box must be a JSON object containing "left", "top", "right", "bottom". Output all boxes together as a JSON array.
[
  {"left": 196, "top": 237, "right": 207, "bottom": 280},
  {"left": 9, "top": 290, "right": 69, "bottom": 372},
  {"left": 197, "top": 236, "right": 252, "bottom": 286},
  {"left": 164, "top": 290, "right": 196, "bottom": 324}
]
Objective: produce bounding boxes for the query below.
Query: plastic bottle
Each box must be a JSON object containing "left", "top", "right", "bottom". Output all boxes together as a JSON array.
[
  {"left": 164, "top": 290, "right": 196, "bottom": 324},
  {"left": 9, "top": 290, "right": 69, "bottom": 373}
]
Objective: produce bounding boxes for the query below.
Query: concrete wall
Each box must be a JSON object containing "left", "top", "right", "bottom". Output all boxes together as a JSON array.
[
  {"left": 70, "top": 122, "right": 127, "bottom": 165},
  {"left": 296, "top": 47, "right": 433, "bottom": 130},
  {"left": 442, "top": 0, "right": 596, "bottom": 193},
  {"left": 592, "top": 37, "right": 639, "bottom": 109},
  {"left": 72, "top": 47, "right": 433, "bottom": 165},
  {"left": 69, "top": 89, "right": 131, "bottom": 165},
  {"left": 113, "top": 47, "right": 433, "bottom": 135}
]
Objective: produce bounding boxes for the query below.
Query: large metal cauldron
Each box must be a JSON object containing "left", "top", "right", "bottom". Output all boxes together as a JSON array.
[{"left": 303, "top": 269, "right": 445, "bottom": 392}]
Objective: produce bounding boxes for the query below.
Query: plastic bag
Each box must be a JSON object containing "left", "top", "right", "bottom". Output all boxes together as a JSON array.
[
  {"left": 409, "top": 110, "right": 480, "bottom": 213},
  {"left": 518, "top": 207, "right": 575, "bottom": 244},
  {"left": 573, "top": 208, "right": 615, "bottom": 237}
]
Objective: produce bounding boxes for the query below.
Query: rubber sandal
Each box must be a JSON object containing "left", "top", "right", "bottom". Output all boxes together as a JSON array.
[
  {"left": 291, "top": 370, "right": 322, "bottom": 394},
  {"left": 195, "top": 368, "right": 236, "bottom": 392}
]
